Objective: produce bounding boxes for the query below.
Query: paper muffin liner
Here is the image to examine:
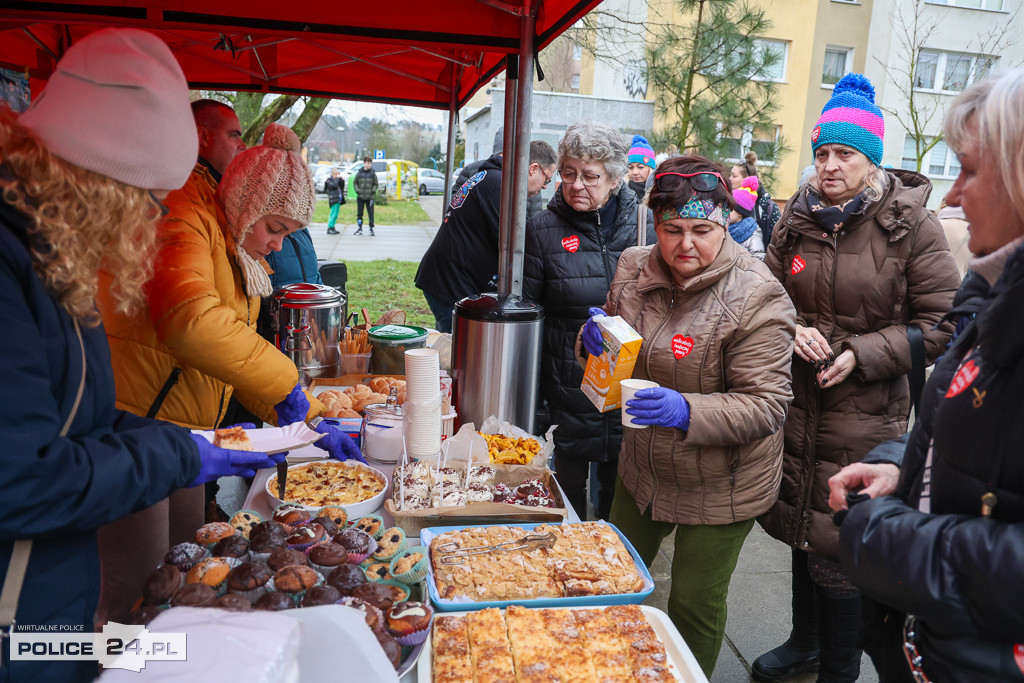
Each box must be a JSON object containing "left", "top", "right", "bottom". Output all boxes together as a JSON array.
[
  {"left": 230, "top": 583, "right": 271, "bottom": 604},
  {"left": 343, "top": 533, "right": 377, "bottom": 565},
  {"left": 352, "top": 514, "right": 385, "bottom": 540},
  {"left": 317, "top": 505, "right": 348, "bottom": 528},
  {"left": 389, "top": 546, "right": 429, "bottom": 585},
  {"left": 376, "top": 579, "right": 411, "bottom": 603},
  {"left": 371, "top": 527, "right": 408, "bottom": 561},
  {"left": 393, "top": 618, "right": 432, "bottom": 647},
  {"left": 186, "top": 556, "right": 241, "bottom": 597},
  {"left": 228, "top": 509, "right": 265, "bottom": 539}
]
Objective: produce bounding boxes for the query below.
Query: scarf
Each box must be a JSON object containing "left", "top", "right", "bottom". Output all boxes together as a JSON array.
[
  {"left": 969, "top": 235, "right": 1024, "bottom": 286},
  {"left": 807, "top": 188, "right": 867, "bottom": 233},
  {"left": 627, "top": 179, "right": 647, "bottom": 201},
  {"left": 729, "top": 216, "right": 758, "bottom": 244},
  {"left": 233, "top": 238, "right": 274, "bottom": 297}
]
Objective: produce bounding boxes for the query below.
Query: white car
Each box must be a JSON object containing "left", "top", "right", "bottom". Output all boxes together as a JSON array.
[
  {"left": 310, "top": 164, "right": 335, "bottom": 193},
  {"left": 417, "top": 168, "right": 446, "bottom": 195}
]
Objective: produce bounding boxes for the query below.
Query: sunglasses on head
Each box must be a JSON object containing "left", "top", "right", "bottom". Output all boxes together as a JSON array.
[{"left": 654, "top": 171, "right": 725, "bottom": 193}]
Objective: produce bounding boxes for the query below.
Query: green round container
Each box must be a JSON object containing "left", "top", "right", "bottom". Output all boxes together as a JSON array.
[{"left": 368, "top": 324, "right": 428, "bottom": 375}]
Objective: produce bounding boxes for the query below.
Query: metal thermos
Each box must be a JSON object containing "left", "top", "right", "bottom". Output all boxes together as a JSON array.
[
  {"left": 267, "top": 283, "right": 346, "bottom": 386},
  {"left": 452, "top": 293, "right": 543, "bottom": 434}
]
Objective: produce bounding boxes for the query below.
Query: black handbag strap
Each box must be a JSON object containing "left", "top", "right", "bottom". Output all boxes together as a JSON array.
[{"left": 908, "top": 324, "right": 925, "bottom": 416}]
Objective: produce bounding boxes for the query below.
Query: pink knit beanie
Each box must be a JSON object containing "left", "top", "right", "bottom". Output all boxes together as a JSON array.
[
  {"left": 733, "top": 176, "right": 759, "bottom": 217},
  {"left": 19, "top": 28, "right": 196, "bottom": 191}
]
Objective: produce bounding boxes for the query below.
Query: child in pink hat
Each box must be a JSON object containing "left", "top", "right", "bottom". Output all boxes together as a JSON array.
[{"left": 729, "top": 176, "right": 765, "bottom": 260}]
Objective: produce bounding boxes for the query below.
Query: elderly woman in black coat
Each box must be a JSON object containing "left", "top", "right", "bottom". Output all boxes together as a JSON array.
[{"left": 523, "top": 121, "right": 656, "bottom": 520}]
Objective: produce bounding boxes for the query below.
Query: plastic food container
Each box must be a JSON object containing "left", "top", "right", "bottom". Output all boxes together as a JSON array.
[
  {"left": 368, "top": 325, "right": 428, "bottom": 375},
  {"left": 361, "top": 400, "right": 405, "bottom": 464}
]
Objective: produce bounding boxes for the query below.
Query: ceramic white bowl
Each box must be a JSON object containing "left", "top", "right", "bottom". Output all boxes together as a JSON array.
[{"left": 265, "top": 460, "right": 389, "bottom": 518}]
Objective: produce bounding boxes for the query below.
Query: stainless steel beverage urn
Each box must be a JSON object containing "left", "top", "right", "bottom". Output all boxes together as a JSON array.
[
  {"left": 452, "top": 293, "right": 543, "bottom": 434},
  {"left": 267, "top": 283, "right": 347, "bottom": 385}
]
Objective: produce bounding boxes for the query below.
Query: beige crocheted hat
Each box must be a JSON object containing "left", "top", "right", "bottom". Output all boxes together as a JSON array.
[{"left": 218, "top": 123, "right": 316, "bottom": 241}]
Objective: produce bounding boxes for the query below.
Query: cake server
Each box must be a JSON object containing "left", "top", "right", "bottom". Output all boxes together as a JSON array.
[
  {"left": 276, "top": 461, "right": 288, "bottom": 500},
  {"left": 435, "top": 531, "right": 556, "bottom": 565}
]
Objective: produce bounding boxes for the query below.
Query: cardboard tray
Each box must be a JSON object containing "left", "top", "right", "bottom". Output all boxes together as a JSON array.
[
  {"left": 419, "top": 521, "right": 654, "bottom": 612},
  {"left": 413, "top": 604, "right": 707, "bottom": 683},
  {"left": 384, "top": 467, "right": 567, "bottom": 534}
]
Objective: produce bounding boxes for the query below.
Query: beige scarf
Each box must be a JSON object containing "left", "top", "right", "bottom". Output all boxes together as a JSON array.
[{"left": 235, "top": 246, "right": 273, "bottom": 297}]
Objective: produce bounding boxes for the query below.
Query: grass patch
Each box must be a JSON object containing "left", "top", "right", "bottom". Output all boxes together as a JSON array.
[
  {"left": 345, "top": 260, "right": 434, "bottom": 329},
  {"left": 312, "top": 199, "right": 428, "bottom": 225}
]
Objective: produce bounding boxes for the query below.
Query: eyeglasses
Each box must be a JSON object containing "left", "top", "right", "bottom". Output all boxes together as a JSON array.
[
  {"left": 655, "top": 171, "right": 725, "bottom": 193},
  {"left": 559, "top": 168, "right": 604, "bottom": 187},
  {"left": 536, "top": 165, "right": 552, "bottom": 188},
  {"left": 147, "top": 190, "right": 170, "bottom": 219}
]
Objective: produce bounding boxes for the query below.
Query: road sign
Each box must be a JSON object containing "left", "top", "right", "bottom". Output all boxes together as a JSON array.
[{"left": 374, "top": 149, "right": 385, "bottom": 160}]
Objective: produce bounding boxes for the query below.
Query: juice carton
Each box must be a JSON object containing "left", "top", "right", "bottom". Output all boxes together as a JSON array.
[{"left": 580, "top": 316, "right": 644, "bottom": 412}]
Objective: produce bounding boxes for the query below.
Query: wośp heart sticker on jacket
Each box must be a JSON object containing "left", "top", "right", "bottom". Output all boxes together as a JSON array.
[
  {"left": 945, "top": 358, "right": 980, "bottom": 398},
  {"left": 791, "top": 255, "right": 807, "bottom": 275},
  {"left": 562, "top": 235, "right": 579, "bottom": 253},
  {"left": 672, "top": 335, "right": 694, "bottom": 359}
]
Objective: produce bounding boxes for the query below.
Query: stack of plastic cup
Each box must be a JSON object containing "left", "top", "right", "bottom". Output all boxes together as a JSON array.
[{"left": 403, "top": 348, "right": 442, "bottom": 458}]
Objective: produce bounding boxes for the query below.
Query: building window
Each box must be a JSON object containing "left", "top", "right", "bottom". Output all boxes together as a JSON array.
[
  {"left": 925, "top": 0, "right": 1003, "bottom": 9},
  {"left": 720, "top": 125, "right": 781, "bottom": 164},
  {"left": 755, "top": 39, "right": 788, "bottom": 82},
  {"left": 573, "top": 45, "right": 582, "bottom": 61},
  {"left": 915, "top": 50, "right": 995, "bottom": 93},
  {"left": 901, "top": 134, "right": 961, "bottom": 177},
  {"left": 570, "top": 74, "right": 580, "bottom": 92},
  {"left": 823, "top": 46, "right": 853, "bottom": 86}
]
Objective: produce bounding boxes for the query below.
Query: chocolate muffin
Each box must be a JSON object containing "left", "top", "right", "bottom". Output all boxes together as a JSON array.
[
  {"left": 126, "top": 605, "right": 164, "bottom": 625},
  {"left": 273, "top": 565, "right": 318, "bottom": 594},
  {"left": 170, "top": 583, "right": 217, "bottom": 607},
  {"left": 214, "top": 594, "right": 252, "bottom": 611},
  {"left": 374, "top": 629, "right": 402, "bottom": 669},
  {"left": 212, "top": 534, "right": 250, "bottom": 559},
  {"left": 336, "top": 596, "right": 383, "bottom": 630},
  {"left": 286, "top": 522, "right": 327, "bottom": 549},
  {"left": 267, "top": 547, "right": 308, "bottom": 571},
  {"left": 254, "top": 591, "right": 295, "bottom": 611},
  {"left": 327, "top": 564, "right": 367, "bottom": 595},
  {"left": 226, "top": 561, "right": 273, "bottom": 593},
  {"left": 310, "top": 515, "right": 339, "bottom": 536},
  {"left": 332, "top": 528, "right": 371, "bottom": 555},
  {"left": 351, "top": 581, "right": 395, "bottom": 612},
  {"left": 142, "top": 565, "right": 182, "bottom": 605},
  {"left": 272, "top": 503, "right": 311, "bottom": 527},
  {"left": 300, "top": 584, "right": 341, "bottom": 607},
  {"left": 249, "top": 520, "right": 289, "bottom": 552},
  {"left": 163, "top": 542, "right": 206, "bottom": 571},
  {"left": 308, "top": 543, "right": 348, "bottom": 572}
]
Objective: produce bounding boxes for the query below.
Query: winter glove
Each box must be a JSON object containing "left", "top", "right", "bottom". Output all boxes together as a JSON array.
[
  {"left": 275, "top": 383, "right": 309, "bottom": 426},
  {"left": 188, "top": 433, "right": 285, "bottom": 487},
  {"left": 625, "top": 387, "right": 691, "bottom": 431},
  {"left": 313, "top": 421, "right": 366, "bottom": 463},
  {"left": 582, "top": 307, "right": 607, "bottom": 357}
]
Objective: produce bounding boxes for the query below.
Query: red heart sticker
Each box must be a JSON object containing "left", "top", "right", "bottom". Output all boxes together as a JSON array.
[
  {"left": 811, "top": 125, "right": 821, "bottom": 143},
  {"left": 672, "top": 335, "right": 694, "bottom": 359},
  {"left": 791, "top": 255, "right": 807, "bottom": 275},
  {"left": 1014, "top": 644, "right": 1024, "bottom": 674},
  {"left": 562, "top": 235, "right": 579, "bottom": 253},
  {"left": 945, "top": 359, "right": 980, "bottom": 398}
]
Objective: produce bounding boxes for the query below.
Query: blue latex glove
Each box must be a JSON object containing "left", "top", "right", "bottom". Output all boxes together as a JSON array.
[
  {"left": 275, "top": 383, "right": 309, "bottom": 426},
  {"left": 582, "top": 307, "right": 607, "bottom": 357},
  {"left": 188, "top": 433, "right": 285, "bottom": 487},
  {"left": 313, "top": 421, "right": 366, "bottom": 463},
  {"left": 625, "top": 387, "right": 691, "bottom": 431}
]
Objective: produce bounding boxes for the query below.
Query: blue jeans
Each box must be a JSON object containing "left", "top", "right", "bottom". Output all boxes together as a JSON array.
[
  {"left": 422, "top": 290, "right": 454, "bottom": 333},
  {"left": 327, "top": 202, "right": 340, "bottom": 228}
]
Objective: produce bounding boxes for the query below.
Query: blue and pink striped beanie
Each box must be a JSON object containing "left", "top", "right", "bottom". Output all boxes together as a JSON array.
[
  {"left": 628, "top": 135, "right": 656, "bottom": 169},
  {"left": 810, "top": 73, "right": 884, "bottom": 165}
]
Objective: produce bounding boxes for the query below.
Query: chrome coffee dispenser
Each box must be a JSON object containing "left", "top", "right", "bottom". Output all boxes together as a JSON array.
[
  {"left": 452, "top": 293, "right": 543, "bottom": 433},
  {"left": 267, "top": 283, "right": 346, "bottom": 385}
]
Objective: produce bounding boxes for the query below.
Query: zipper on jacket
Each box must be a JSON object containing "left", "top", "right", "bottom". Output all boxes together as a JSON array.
[
  {"left": 643, "top": 289, "right": 677, "bottom": 500},
  {"left": 146, "top": 367, "right": 182, "bottom": 419}
]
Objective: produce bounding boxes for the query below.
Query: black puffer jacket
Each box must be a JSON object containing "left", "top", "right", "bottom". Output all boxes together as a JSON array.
[
  {"left": 840, "top": 241, "right": 1024, "bottom": 682},
  {"left": 523, "top": 183, "right": 656, "bottom": 462},
  {"left": 324, "top": 175, "right": 345, "bottom": 205}
]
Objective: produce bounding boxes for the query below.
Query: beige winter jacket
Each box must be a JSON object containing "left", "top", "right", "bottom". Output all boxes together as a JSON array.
[{"left": 593, "top": 238, "right": 797, "bottom": 525}]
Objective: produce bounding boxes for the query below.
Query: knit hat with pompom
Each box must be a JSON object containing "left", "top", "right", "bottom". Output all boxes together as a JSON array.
[
  {"left": 733, "top": 176, "right": 759, "bottom": 217},
  {"left": 810, "top": 73, "right": 884, "bottom": 165},
  {"left": 627, "top": 135, "right": 656, "bottom": 169},
  {"left": 218, "top": 123, "right": 315, "bottom": 296}
]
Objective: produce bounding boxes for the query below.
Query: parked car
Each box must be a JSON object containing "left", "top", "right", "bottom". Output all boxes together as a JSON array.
[
  {"left": 417, "top": 168, "right": 446, "bottom": 195},
  {"left": 310, "top": 164, "right": 334, "bottom": 193}
]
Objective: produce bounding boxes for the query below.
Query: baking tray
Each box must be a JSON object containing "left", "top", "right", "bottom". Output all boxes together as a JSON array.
[
  {"left": 420, "top": 521, "right": 654, "bottom": 612},
  {"left": 413, "top": 604, "right": 708, "bottom": 683}
]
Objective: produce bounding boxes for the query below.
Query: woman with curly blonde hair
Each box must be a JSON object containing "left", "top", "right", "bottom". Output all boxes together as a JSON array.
[{"left": 0, "top": 29, "right": 282, "bottom": 682}]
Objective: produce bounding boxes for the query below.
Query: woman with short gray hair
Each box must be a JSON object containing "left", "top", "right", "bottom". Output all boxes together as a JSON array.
[{"left": 523, "top": 121, "right": 656, "bottom": 520}]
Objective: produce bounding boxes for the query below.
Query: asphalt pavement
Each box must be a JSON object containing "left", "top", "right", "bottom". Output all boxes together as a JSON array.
[{"left": 238, "top": 192, "right": 879, "bottom": 681}]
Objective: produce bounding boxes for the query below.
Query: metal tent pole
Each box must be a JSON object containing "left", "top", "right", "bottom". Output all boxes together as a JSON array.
[{"left": 442, "top": 66, "right": 460, "bottom": 210}]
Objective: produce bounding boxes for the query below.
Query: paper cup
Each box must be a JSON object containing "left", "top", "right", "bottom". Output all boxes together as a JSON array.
[{"left": 620, "top": 379, "right": 660, "bottom": 428}]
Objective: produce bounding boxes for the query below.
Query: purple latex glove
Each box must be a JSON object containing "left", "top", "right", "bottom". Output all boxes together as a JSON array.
[
  {"left": 188, "top": 433, "right": 286, "bottom": 487},
  {"left": 275, "top": 383, "right": 309, "bottom": 426},
  {"left": 625, "top": 387, "right": 691, "bottom": 431},
  {"left": 582, "top": 307, "right": 607, "bottom": 357},
  {"left": 313, "top": 421, "right": 366, "bottom": 463}
]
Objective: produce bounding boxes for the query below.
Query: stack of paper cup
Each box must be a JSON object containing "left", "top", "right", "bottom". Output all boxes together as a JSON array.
[{"left": 403, "top": 348, "right": 442, "bottom": 457}]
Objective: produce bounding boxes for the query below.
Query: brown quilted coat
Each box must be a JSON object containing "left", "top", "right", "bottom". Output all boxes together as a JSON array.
[
  {"left": 598, "top": 237, "right": 797, "bottom": 525},
  {"left": 758, "top": 170, "right": 960, "bottom": 558}
]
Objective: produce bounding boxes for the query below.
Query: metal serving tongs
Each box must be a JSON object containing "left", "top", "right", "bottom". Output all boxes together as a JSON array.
[{"left": 435, "top": 531, "right": 557, "bottom": 565}]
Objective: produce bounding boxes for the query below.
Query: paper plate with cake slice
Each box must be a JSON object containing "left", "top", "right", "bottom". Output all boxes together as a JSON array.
[{"left": 190, "top": 422, "right": 325, "bottom": 455}]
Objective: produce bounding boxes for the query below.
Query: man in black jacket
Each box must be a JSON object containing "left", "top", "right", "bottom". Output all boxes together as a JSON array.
[
  {"left": 415, "top": 140, "right": 556, "bottom": 332},
  {"left": 353, "top": 157, "right": 378, "bottom": 235}
]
